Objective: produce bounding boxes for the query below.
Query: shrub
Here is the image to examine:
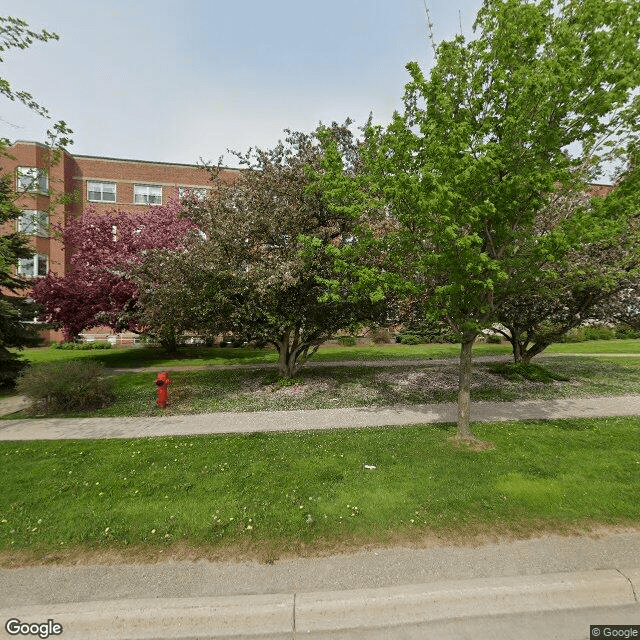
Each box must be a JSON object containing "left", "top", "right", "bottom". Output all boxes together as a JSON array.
[
  {"left": 560, "top": 328, "right": 585, "bottom": 343},
  {"left": 370, "top": 328, "right": 393, "bottom": 344},
  {"left": 615, "top": 325, "right": 640, "bottom": 340},
  {"left": 399, "top": 334, "right": 422, "bottom": 345},
  {"left": 337, "top": 336, "right": 357, "bottom": 347},
  {"left": 484, "top": 333, "right": 502, "bottom": 344},
  {"left": 582, "top": 326, "right": 615, "bottom": 341},
  {"left": 57, "top": 341, "right": 79, "bottom": 350},
  {"left": 16, "top": 361, "right": 115, "bottom": 414},
  {"left": 91, "top": 341, "right": 112, "bottom": 350},
  {"left": 488, "top": 362, "right": 569, "bottom": 383}
]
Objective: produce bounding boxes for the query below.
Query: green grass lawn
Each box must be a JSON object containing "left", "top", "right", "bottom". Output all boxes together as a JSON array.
[
  {"left": 14, "top": 338, "right": 640, "bottom": 371},
  {"left": 2, "top": 416, "right": 638, "bottom": 565}
]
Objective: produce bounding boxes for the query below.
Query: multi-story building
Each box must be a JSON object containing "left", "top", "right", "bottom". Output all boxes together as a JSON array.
[{"left": 2, "top": 140, "right": 237, "bottom": 342}]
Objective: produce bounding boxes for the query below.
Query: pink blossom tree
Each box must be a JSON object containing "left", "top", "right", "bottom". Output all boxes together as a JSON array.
[{"left": 32, "top": 200, "right": 198, "bottom": 349}]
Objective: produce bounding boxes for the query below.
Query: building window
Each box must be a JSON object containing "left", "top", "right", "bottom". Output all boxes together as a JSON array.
[
  {"left": 134, "top": 184, "right": 162, "bottom": 205},
  {"left": 17, "top": 167, "right": 48, "bottom": 194},
  {"left": 18, "top": 210, "right": 48, "bottom": 237},
  {"left": 21, "top": 299, "right": 41, "bottom": 324},
  {"left": 87, "top": 181, "right": 116, "bottom": 202},
  {"left": 17, "top": 254, "right": 48, "bottom": 278},
  {"left": 178, "top": 186, "right": 207, "bottom": 201}
]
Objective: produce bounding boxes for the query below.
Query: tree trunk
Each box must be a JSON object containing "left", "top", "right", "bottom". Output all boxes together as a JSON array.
[
  {"left": 521, "top": 340, "right": 551, "bottom": 364},
  {"left": 160, "top": 328, "right": 179, "bottom": 355},
  {"left": 277, "top": 330, "right": 292, "bottom": 377},
  {"left": 507, "top": 326, "right": 525, "bottom": 363},
  {"left": 457, "top": 334, "right": 477, "bottom": 440}
]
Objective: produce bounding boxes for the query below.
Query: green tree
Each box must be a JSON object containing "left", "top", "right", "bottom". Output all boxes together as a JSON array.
[
  {"left": 496, "top": 166, "right": 640, "bottom": 363},
  {"left": 0, "top": 169, "right": 41, "bottom": 385},
  {"left": 318, "top": 0, "right": 640, "bottom": 441},
  {"left": 1, "top": 15, "right": 71, "bottom": 385}
]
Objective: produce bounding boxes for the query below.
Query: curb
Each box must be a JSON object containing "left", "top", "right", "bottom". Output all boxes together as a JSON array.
[{"left": 2, "top": 567, "right": 637, "bottom": 639}]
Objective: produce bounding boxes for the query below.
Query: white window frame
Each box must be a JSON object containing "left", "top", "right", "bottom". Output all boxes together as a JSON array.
[
  {"left": 17, "top": 254, "right": 48, "bottom": 278},
  {"left": 87, "top": 180, "right": 117, "bottom": 203},
  {"left": 17, "top": 210, "right": 48, "bottom": 237},
  {"left": 17, "top": 167, "right": 48, "bottom": 194},
  {"left": 134, "top": 184, "right": 162, "bottom": 205}
]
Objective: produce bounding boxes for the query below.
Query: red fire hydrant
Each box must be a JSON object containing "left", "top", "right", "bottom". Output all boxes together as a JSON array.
[{"left": 155, "top": 371, "right": 172, "bottom": 409}]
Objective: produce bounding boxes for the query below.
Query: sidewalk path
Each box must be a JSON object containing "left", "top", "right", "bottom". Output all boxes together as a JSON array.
[{"left": 1, "top": 394, "right": 640, "bottom": 441}]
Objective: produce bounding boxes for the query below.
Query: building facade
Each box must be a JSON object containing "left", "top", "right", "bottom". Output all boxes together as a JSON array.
[{"left": 2, "top": 140, "right": 237, "bottom": 342}]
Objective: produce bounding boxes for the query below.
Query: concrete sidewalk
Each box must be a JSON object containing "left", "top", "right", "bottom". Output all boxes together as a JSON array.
[
  {"left": 1, "top": 394, "right": 640, "bottom": 440},
  {"left": 1, "top": 531, "right": 639, "bottom": 638}
]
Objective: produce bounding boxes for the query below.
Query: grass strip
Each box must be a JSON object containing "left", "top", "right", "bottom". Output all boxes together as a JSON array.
[
  {"left": 14, "top": 339, "right": 640, "bottom": 371},
  {"left": 6, "top": 356, "right": 640, "bottom": 419},
  {"left": 1, "top": 417, "right": 639, "bottom": 565}
]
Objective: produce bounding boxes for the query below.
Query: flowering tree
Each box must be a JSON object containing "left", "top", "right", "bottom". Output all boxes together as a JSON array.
[
  {"left": 32, "top": 201, "right": 198, "bottom": 348},
  {"left": 136, "top": 124, "right": 387, "bottom": 376}
]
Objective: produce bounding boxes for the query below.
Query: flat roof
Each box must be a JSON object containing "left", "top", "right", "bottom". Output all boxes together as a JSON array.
[{"left": 10, "top": 140, "right": 238, "bottom": 172}]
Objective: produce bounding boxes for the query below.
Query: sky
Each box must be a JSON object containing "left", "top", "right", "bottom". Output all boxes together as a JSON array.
[{"left": 0, "top": 0, "right": 484, "bottom": 167}]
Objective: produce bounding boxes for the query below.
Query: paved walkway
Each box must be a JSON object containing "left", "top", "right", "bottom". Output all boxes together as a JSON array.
[{"left": 1, "top": 394, "right": 640, "bottom": 441}]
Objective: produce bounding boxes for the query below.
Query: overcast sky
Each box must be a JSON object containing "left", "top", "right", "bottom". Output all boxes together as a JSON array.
[{"left": 1, "top": 0, "right": 484, "bottom": 167}]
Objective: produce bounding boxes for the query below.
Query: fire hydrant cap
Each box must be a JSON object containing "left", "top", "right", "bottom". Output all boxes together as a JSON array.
[{"left": 156, "top": 372, "right": 171, "bottom": 385}]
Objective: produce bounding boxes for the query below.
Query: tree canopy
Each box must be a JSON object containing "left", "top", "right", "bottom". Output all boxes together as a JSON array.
[
  {"left": 317, "top": 0, "right": 640, "bottom": 440},
  {"left": 136, "top": 124, "right": 387, "bottom": 376},
  {"left": 32, "top": 202, "right": 197, "bottom": 345},
  {"left": 0, "top": 15, "right": 70, "bottom": 385}
]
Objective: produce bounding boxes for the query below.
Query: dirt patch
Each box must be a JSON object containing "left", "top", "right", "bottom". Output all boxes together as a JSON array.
[
  {"left": 446, "top": 436, "right": 497, "bottom": 452},
  {"left": 2, "top": 522, "right": 639, "bottom": 568}
]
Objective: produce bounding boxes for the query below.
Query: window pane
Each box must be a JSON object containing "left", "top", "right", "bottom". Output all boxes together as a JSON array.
[
  {"left": 17, "top": 167, "right": 47, "bottom": 193},
  {"left": 18, "top": 257, "right": 35, "bottom": 277},
  {"left": 37, "top": 254, "right": 48, "bottom": 277},
  {"left": 19, "top": 211, "right": 48, "bottom": 236},
  {"left": 134, "top": 185, "right": 162, "bottom": 205},
  {"left": 18, "top": 211, "right": 36, "bottom": 234},
  {"left": 88, "top": 181, "right": 117, "bottom": 202}
]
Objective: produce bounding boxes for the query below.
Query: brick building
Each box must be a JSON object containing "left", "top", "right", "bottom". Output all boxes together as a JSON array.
[{"left": 2, "top": 140, "right": 237, "bottom": 343}]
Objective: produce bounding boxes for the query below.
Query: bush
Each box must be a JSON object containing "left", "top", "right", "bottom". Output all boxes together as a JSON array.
[
  {"left": 57, "top": 341, "right": 79, "bottom": 350},
  {"left": 582, "top": 326, "right": 615, "bottom": 341},
  {"left": 484, "top": 333, "right": 503, "bottom": 344},
  {"left": 399, "top": 334, "right": 422, "bottom": 345},
  {"left": 370, "top": 328, "right": 393, "bottom": 344},
  {"left": 91, "top": 341, "right": 112, "bottom": 350},
  {"left": 16, "top": 361, "right": 115, "bottom": 414},
  {"left": 488, "top": 362, "right": 570, "bottom": 383},
  {"left": 337, "top": 335, "right": 357, "bottom": 347},
  {"left": 560, "top": 328, "right": 584, "bottom": 343},
  {"left": 615, "top": 325, "right": 640, "bottom": 340}
]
